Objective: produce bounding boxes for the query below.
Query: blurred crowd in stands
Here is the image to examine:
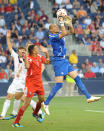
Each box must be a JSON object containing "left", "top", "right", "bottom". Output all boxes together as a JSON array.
[
  {"left": 50, "top": 0, "right": 104, "bottom": 55},
  {"left": 69, "top": 50, "right": 104, "bottom": 79},
  {"left": 0, "top": 0, "right": 51, "bottom": 82},
  {"left": 0, "top": 0, "right": 104, "bottom": 82}
]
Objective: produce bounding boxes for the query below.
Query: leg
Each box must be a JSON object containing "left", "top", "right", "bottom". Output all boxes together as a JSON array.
[
  {"left": 33, "top": 95, "right": 45, "bottom": 123},
  {"left": 11, "top": 92, "right": 23, "bottom": 116},
  {"left": 0, "top": 93, "right": 14, "bottom": 119},
  {"left": 68, "top": 71, "right": 91, "bottom": 99},
  {"left": 44, "top": 76, "right": 64, "bottom": 105},
  {"left": 21, "top": 95, "right": 42, "bottom": 115},
  {"left": 69, "top": 71, "right": 101, "bottom": 102},
  {"left": 13, "top": 96, "right": 31, "bottom": 125},
  {"left": 33, "top": 95, "right": 44, "bottom": 116},
  {"left": 42, "top": 76, "right": 63, "bottom": 115}
]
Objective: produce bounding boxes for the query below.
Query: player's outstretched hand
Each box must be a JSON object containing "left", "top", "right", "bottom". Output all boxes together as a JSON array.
[
  {"left": 64, "top": 15, "right": 72, "bottom": 21},
  {"left": 64, "top": 16, "right": 72, "bottom": 27}
]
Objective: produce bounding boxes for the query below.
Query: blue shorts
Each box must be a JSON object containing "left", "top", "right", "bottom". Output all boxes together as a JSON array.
[{"left": 52, "top": 58, "right": 74, "bottom": 77}]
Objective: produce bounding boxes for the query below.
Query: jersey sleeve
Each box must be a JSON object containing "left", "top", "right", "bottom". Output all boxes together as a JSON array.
[
  {"left": 41, "top": 56, "right": 46, "bottom": 64},
  {"left": 11, "top": 49, "right": 18, "bottom": 59}
]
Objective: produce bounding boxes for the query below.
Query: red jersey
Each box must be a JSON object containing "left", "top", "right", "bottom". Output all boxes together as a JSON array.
[
  {"left": 26, "top": 54, "right": 46, "bottom": 82},
  {"left": 25, "top": 54, "right": 46, "bottom": 97},
  {"left": 0, "top": 72, "right": 8, "bottom": 80},
  {"left": 84, "top": 72, "right": 96, "bottom": 79}
]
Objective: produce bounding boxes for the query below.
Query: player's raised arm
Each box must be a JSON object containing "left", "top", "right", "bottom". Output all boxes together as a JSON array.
[
  {"left": 64, "top": 16, "right": 74, "bottom": 35},
  {"left": 25, "top": 44, "right": 30, "bottom": 69},
  {"left": 40, "top": 45, "right": 49, "bottom": 65},
  {"left": 6, "top": 30, "right": 12, "bottom": 54}
]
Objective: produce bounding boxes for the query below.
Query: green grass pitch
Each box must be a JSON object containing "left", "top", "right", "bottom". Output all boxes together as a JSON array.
[{"left": 0, "top": 96, "right": 104, "bottom": 131}]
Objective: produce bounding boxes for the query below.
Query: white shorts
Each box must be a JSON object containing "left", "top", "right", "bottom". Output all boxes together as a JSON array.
[{"left": 7, "top": 79, "right": 25, "bottom": 94}]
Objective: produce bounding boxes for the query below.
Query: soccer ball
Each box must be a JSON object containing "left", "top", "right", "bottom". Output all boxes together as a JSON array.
[{"left": 56, "top": 8, "right": 67, "bottom": 18}]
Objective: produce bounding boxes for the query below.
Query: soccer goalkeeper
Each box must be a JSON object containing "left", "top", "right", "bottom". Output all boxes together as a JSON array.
[{"left": 42, "top": 15, "right": 101, "bottom": 115}]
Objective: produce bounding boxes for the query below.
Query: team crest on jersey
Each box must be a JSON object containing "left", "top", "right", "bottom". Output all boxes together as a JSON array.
[{"left": 29, "top": 59, "right": 32, "bottom": 62}]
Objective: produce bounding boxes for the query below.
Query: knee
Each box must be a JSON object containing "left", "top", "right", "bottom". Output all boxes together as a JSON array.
[
  {"left": 68, "top": 71, "right": 78, "bottom": 79},
  {"left": 38, "top": 97, "right": 44, "bottom": 103}
]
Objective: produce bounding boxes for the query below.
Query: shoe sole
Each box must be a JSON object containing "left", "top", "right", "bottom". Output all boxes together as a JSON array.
[{"left": 88, "top": 97, "right": 101, "bottom": 103}]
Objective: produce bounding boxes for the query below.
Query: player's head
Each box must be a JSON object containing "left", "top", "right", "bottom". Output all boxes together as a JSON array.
[
  {"left": 28, "top": 45, "right": 38, "bottom": 56},
  {"left": 17, "top": 46, "right": 25, "bottom": 57},
  {"left": 49, "top": 24, "right": 59, "bottom": 34}
]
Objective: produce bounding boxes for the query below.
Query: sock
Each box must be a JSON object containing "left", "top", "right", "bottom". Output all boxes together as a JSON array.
[
  {"left": 33, "top": 102, "right": 41, "bottom": 115},
  {"left": 30, "top": 100, "right": 36, "bottom": 109},
  {"left": 30, "top": 100, "right": 42, "bottom": 114},
  {"left": 45, "top": 83, "right": 63, "bottom": 105},
  {"left": 74, "top": 76, "right": 91, "bottom": 99},
  {"left": 38, "top": 109, "right": 42, "bottom": 115},
  {"left": 1, "top": 99, "right": 11, "bottom": 117},
  {"left": 14, "top": 106, "right": 25, "bottom": 124},
  {"left": 12, "top": 99, "right": 21, "bottom": 115}
]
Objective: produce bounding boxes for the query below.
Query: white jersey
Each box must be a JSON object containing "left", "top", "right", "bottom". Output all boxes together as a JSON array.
[
  {"left": 11, "top": 49, "right": 21, "bottom": 79},
  {"left": 18, "top": 58, "right": 27, "bottom": 82},
  {"left": 11, "top": 49, "right": 27, "bottom": 80},
  {"left": 7, "top": 50, "right": 27, "bottom": 94}
]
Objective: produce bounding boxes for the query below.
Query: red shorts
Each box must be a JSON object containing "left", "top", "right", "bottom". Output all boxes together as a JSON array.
[{"left": 24, "top": 79, "right": 44, "bottom": 98}]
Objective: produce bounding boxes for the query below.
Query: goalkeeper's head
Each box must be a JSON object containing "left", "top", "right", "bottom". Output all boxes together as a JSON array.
[{"left": 49, "top": 24, "right": 59, "bottom": 34}]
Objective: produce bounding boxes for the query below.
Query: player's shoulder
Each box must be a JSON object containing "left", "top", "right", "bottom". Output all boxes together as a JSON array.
[
  {"left": 11, "top": 49, "right": 18, "bottom": 57},
  {"left": 37, "top": 54, "right": 44, "bottom": 59},
  {"left": 37, "top": 54, "right": 42, "bottom": 57},
  {"left": 49, "top": 33, "right": 59, "bottom": 38}
]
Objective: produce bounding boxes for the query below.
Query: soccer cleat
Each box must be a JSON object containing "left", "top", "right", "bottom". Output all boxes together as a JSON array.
[
  {"left": 87, "top": 96, "right": 101, "bottom": 103},
  {"left": 37, "top": 112, "right": 45, "bottom": 123},
  {"left": 41, "top": 102, "right": 50, "bottom": 115},
  {"left": 0, "top": 116, "right": 4, "bottom": 120},
  {"left": 5, "top": 114, "right": 17, "bottom": 120},
  {"left": 33, "top": 112, "right": 45, "bottom": 123},
  {"left": 12, "top": 123, "right": 24, "bottom": 127}
]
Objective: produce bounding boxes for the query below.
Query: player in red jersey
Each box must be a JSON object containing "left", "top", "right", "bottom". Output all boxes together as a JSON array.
[{"left": 12, "top": 44, "right": 49, "bottom": 127}]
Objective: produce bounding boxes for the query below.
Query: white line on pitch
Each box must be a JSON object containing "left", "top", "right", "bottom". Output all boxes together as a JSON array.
[{"left": 85, "top": 110, "right": 104, "bottom": 113}]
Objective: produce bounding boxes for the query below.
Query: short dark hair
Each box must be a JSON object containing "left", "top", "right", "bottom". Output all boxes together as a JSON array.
[
  {"left": 28, "top": 45, "right": 35, "bottom": 55},
  {"left": 17, "top": 46, "right": 25, "bottom": 52}
]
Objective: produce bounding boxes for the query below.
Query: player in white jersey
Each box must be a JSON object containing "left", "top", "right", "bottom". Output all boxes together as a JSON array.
[{"left": 0, "top": 31, "right": 44, "bottom": 122}]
